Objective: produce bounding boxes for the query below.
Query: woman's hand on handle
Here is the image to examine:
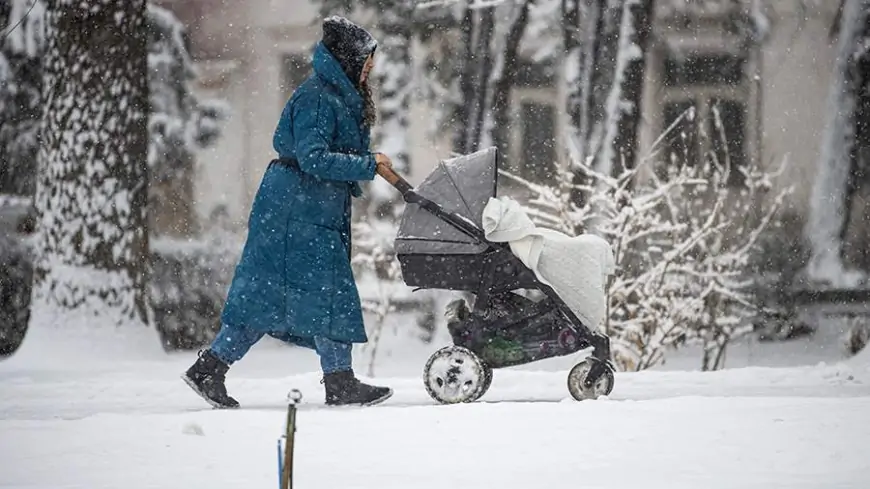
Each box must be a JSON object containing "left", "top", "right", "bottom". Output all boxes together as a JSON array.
[
  {"left": 373, "top": 153, "right": 413, "bottom": 195},
  {"left": 375, "top": 153, "right": 393, "bottom": 170}
]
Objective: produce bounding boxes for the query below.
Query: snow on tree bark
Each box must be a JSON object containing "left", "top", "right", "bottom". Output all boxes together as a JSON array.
[
  {"left": 31, "top": 0, "right": 152, "bottom": 330},
  {"left": 563, "top": 0, "right": 620, "bottom": 210},
  {"left": 485, "top": 0, "right": 532, "bottom": 157},
  {"left": 605, "top": 0, "right": 652, "bottom": 176},
  {"left": 564, "top": 0, "right": 650, "bottom": 184},
  {"left": 563, "top": 0, "right": 652, "bottom": 231},
  {"left": 454, "top": 5, "right": 496, "bottom": 154},
  {"left": 805, "top": 0, "right": 870, "bottom": 288},
  {"left": 447, "top": 1, "right": 537, "bottom": 157},
  {"left": 562, "top": 0, "right": 581, "bottom": 148},
  {"left": 576, "top": 0, "right": 621, "bottom": 172},
  {"left": 5, "top": 0, "right": 45, "bottom": 56}
]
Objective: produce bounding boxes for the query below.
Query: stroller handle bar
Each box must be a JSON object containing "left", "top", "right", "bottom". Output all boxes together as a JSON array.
[{"left": 376, "top": 164, "right": 413, "bottom": 195}]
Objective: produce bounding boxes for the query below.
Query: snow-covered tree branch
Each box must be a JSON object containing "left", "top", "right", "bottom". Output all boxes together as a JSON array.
[{"left": 504, "top": 121, "right": 792, "bottom": 371}]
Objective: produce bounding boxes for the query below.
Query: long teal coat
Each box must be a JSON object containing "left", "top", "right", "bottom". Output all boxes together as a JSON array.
[{"left": 220, "top": 41, "right": 377, "bottom": 344}]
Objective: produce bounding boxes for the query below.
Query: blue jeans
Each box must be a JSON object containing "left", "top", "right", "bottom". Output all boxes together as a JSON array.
[{"left": 209, "top": 322, "right": 352, "bottom": 374}]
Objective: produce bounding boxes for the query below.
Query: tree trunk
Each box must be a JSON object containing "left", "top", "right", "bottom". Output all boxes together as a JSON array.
[
  {"left": 488, "top": 0, "right": 533, "bottom": 163},
  {"left": 452, "top": 7, "right": 475, "bottom": 154},
  {"left": 842, "top": 0, "right": 870, "bottom": 270},
  {"left": 468, "top": 6, "right": 496, "bottom": 154},
  {"left": 566, "top": 0, "right": 651, "bottom": 217},
  {"left": 584, "top": 0, "right": 621, "bottom": 173},
  {"left": 608, "top": 0, "right": 654, "bottom": 176},
  {"left": 452, "top": 1, "right": 538, "bottom": 160},
  {"left": 566, "top": 0, "right": 622, "bottom": 208},
  {"left": 453, "top": 5, "right": 495, "bottom": 154},
  {"left": 31, "top": 0, "right": 152, "bottom": 332},
  {"left": 563, "top": 0, "right": 581, "bottom": 145},
  {"left": 805, "top": 0, "right": 870, "bottom": 287}
]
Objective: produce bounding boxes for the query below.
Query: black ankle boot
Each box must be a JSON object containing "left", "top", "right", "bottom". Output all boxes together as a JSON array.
[
  {"left": 323, "top": 370, "right": 393, "bottom": 406},
  {"left": 182, "top": 349, "right": 240, "bottom": 409}
]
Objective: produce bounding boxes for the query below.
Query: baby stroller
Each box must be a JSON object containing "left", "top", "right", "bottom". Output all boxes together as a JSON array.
[{"left": 377, "top": 147, "right": 616, "bottom": 404}]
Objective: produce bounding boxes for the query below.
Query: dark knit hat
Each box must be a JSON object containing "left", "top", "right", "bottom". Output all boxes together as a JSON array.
[{"left": 321, "top": 16, "right": 378, "bottom": 87}]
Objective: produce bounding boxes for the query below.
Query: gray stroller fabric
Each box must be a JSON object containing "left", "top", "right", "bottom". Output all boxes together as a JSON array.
[{"left": 395, "top": 147, "right": 497, "bottom": 256}]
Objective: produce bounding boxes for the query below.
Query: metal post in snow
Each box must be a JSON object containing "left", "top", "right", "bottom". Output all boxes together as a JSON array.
[{"left": 280, "top": 389, "right": 303, "bottom": 489}]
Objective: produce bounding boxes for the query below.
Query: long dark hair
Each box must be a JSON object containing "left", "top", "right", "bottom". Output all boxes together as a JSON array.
[{"left": 361, "top": 77, "right": 377, "bottom": 128}]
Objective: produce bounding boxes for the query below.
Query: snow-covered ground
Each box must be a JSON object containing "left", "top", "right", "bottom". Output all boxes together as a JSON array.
[{"left": 2, "top": 325, "right": 869, "bottom": 489}]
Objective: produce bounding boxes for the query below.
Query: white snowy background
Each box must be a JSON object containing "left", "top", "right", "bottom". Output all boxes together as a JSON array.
[
  {"left": 1, "top": 316, "right": 869, "bottom": 489},
  {"left": 2, "top": 0, "right": 870, "bottom": 488}
]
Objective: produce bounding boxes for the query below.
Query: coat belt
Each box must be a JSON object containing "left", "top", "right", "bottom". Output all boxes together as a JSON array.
[{"left": 270, "top": 157, "right": 300, "bottom": 171}]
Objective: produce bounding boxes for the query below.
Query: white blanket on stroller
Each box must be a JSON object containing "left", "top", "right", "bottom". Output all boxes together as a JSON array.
[{"left": 481, "top": 196, "right": 615, "bottom": 331}]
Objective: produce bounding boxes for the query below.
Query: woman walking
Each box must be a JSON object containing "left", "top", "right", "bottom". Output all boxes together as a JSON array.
[{"left": 183, "top": 16, "right": 394, "bottom": 408}]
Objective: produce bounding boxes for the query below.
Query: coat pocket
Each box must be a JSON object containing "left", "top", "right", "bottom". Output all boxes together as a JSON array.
[{"left": 283, "top": 220, "right": 339, "bottom": 293}]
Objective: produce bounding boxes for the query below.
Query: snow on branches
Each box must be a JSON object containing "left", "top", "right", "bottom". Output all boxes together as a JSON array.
[
  {"left": 503, "top": 132, "right": 791, "bottom": 371},
  {"left": 351, "top": 218, "right": 404, "bottom": 376}
]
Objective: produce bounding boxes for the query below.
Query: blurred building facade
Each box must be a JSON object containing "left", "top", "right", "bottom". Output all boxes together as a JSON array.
[
  {"left": 640, "top": 0, "right": 842, "bottom": 216},
  {"left": 153, "top": 0, "right": 451, "bottom": 232},
  {"left": 156, "top": 0, "right": 843, "bottom": 235}
]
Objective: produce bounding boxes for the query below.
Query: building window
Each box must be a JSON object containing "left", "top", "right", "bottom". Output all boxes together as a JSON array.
[
  {"left": 658, "top": 50, "right": 751, "bottom": 186},
  {"left": 663, "top": 53, "right": 745, "bottom": 87},
  {"left": 503, "top": 59, "right": 559, "bottom": 186},
  {"left": 280, "top": 53, "right": 310, "bottom": 100}
]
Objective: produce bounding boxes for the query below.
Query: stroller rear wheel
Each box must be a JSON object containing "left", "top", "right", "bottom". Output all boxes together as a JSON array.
[
  {"left": 567, "top": 358, "right": 615, "bottom": 401},
  {"left": 423, "top": 346, "right": 490, "bottom": 404}
]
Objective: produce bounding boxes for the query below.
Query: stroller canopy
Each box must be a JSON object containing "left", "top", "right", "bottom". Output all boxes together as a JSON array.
[{"left": 395, "top": 147, "right": 498, "bottom": 256}]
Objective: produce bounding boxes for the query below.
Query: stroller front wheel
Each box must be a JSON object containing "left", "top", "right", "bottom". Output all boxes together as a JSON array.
[
  {"left": 423, "top": 346, "right": 490, "bottom": 404},
  {"left": 567, "top": 359, "right": 615, "bottom": 401}
]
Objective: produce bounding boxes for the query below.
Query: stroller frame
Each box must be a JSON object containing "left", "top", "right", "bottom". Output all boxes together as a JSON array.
[
  {"left": 378, "top": 152, "right": 615, "bottom": 403},
  {"left": 397, "top": 189, "right": 613, "bottom": 372}
]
